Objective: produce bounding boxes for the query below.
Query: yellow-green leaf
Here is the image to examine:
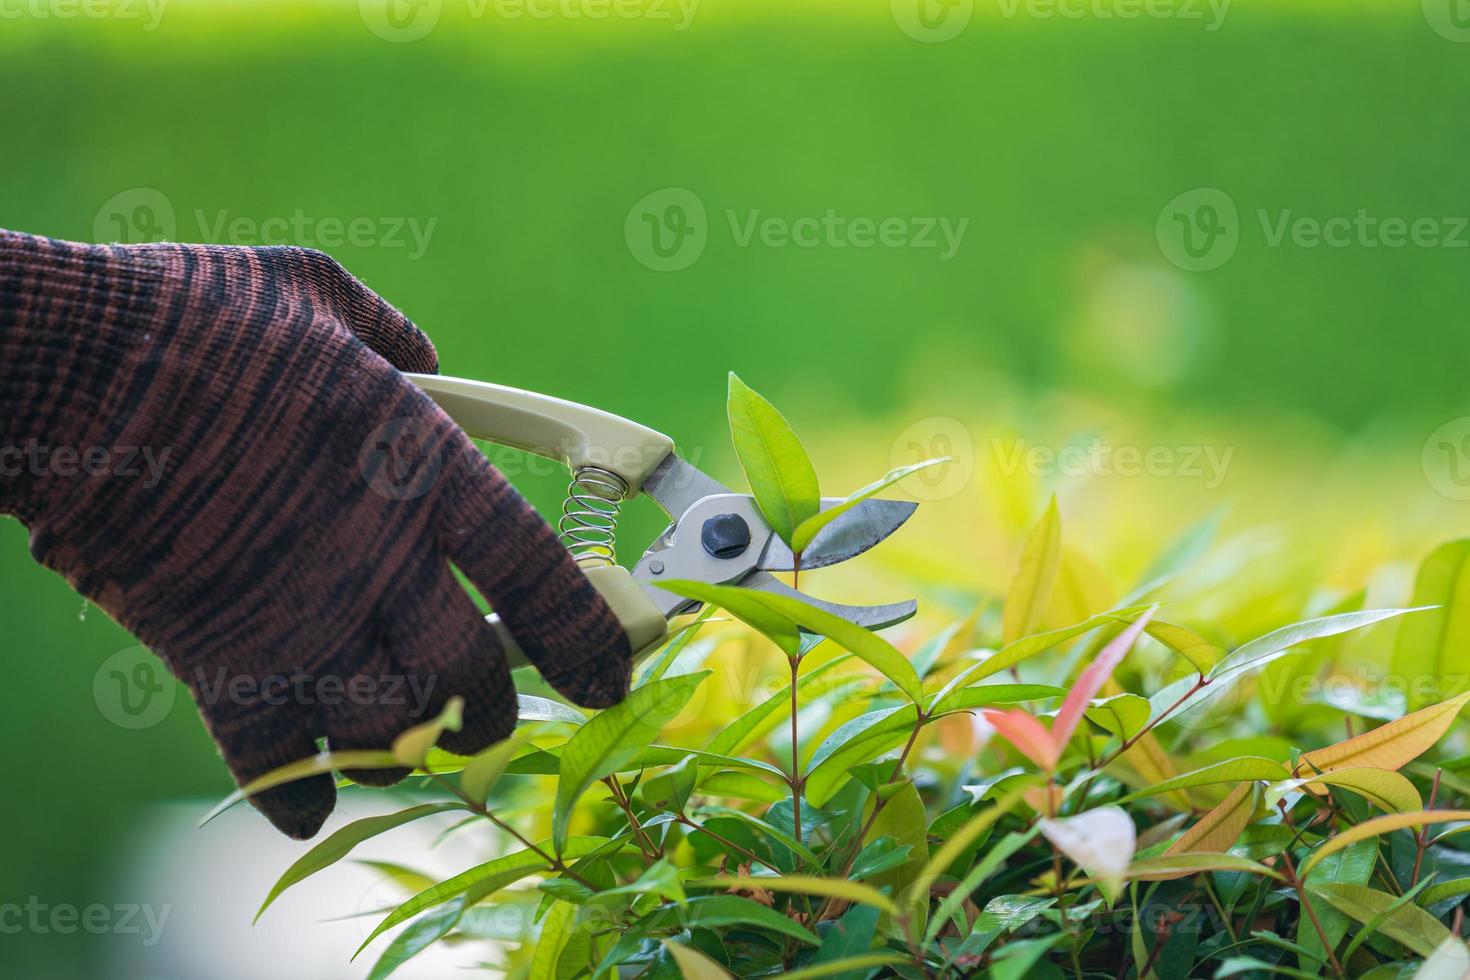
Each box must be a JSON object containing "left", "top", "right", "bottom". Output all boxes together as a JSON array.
[
  {"left": 1268, "top": 767, "right": 1422, "bottom": 814},
  {"left": 727, "top": 373, "right": 820, "bottom": 548},
  {"left": 663, "top": 941, "right": 733, "bottom": 979},
  {"left": 392, "top": 696, "right": 464, "bottom": 767},
  {"left": 777, "top": 954, "right": 910, "bottom": 979},
  {"left": 460, "top": 733, "right": 522, "bottom": 806},
  {"left": 1165, "top": 783, "right": 1259, "bottom": 857},
  {"left": 1085, "top": 692, "right": 1152, "bottom": 741},
  {"left": 1300, "top": 810, "right": 1470, "bottom": 877},
  {"left": 1119, "top": 757, "right": 1288, "bottom": 802},
  {"left": 705, "top": 875, "right": 897, "bottom": 917},
  {"left": 1002, "top": 496, "right": 1062, "bottom": 645},
  {"left": 1306, "top": 882, "right": 1455, "bottom": 958},
  {"left": 1295, "top": 691, "right": 1470, "bottom": 777},
  {"left": 1393, "top": 540, "right": 1470, "bottom": 711},
  {"left": 529, "top": 900, "right": 578, "bottom": 980},
  {"left": 1125, "top": 851, "right": 1282, "bottom": 882}
]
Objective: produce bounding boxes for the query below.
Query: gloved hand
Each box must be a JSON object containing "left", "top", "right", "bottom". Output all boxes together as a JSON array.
[{"left": 0, "top": 229, "right": 633, "bottom": 838}]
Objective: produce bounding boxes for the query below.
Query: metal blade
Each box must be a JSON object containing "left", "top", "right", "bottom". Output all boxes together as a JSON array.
[
  {"left": 743, "top": 571, "right": 917, "bottom": 631},
  {"left": 759, "top": 498, "right": 917, "bottom": 571},
  {"left": 639, "top": 453, "right": 737, "bottom": 520}
]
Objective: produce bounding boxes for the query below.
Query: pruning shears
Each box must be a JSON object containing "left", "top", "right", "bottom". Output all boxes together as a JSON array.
[{"left": 409, "top": 374, "right": 919, "bottom": 665}]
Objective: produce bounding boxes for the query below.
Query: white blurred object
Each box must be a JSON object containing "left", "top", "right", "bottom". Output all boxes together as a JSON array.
[{"left": 104, "top": 797, "right": 504, "bottom": 980}]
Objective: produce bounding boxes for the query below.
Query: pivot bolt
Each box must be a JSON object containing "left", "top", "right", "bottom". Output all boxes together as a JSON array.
[{"left": 701, "top": 513, "right": 751, "bottom": 560}]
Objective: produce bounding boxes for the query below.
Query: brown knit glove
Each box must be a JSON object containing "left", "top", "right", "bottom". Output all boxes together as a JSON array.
[{"left": 0, "top": 229, "right": 633, "bottom": 839}]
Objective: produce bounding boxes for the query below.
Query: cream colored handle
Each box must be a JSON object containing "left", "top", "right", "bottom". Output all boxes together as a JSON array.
[
  {"left": 407, "top": 373, "right": 674, "bottom": 492},
  {"left": 487, "top": 565, "right": 670, "bottom": 669}
]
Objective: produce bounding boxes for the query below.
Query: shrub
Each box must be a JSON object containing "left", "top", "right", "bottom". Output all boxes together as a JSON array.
[{"left": 224, "top": 380, "right": 1470, "bottom": 980}]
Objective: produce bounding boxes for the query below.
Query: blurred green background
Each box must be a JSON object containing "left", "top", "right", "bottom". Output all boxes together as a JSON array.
[{"left": 2, "top": 0, "right": 1467, "bottom": 973}]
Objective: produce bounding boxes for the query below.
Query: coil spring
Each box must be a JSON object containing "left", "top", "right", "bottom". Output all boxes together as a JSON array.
[{"left": 558, "top": 466, "right": 629, "bottom": 566}]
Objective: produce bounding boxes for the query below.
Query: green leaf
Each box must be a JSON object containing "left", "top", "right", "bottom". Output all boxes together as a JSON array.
[
  {"left": 927, "top": 828, "right": 1038, "bottom": 941},
  {"left": 698, "top": 770, "right": 787, "bottom": 803},
  {"left": 640, "top": 755, "right": 697, "bottom": 813},
  {"left": 354, "top": 837, "right": 611, "bottom": 956},
  {"left": 906, "top": 786, "right": 1028, "bottom": 913},
  {"left": 460, "top": 734, "right": 523, "bottom": 806},
  {"left": 726, "top": 372, "right": 820, "bottom": 548},
  {"left": 1307, "top": 882, "right": 1454, "bottom": 958},
  {"left": 693, "top": 807, "right": 822, "bottom": 866},
  {"left": 1393, "top": 540, "right": 1470, "bottom": 711},
  {"left": 255, "top": 803, "right": 465, "bottom": 922},
  {"left": 790, "top": 457, "right": 948, "bottom": 553},
  {"left": 200, "top": 749, "right": 404, "bottom": 825},
  {"left": 1117, "top": 756, "right": 1288, "bottom": 801},
  {"left": 392, "top": 696, "right": 464, "bottom": 767},
  {"left": 1298, "top": 838, "right": 1377, "bottom": 972},
  {"left": 529, "top": 900, "right": 578, "bottom": 980},
  {"left": 703, "top": 875, "right": 898, "bottom": 916},
  {"left": 1420, "top": 877, "right": 1470, "bottom": 908},
  {"left": 848, "top": 836, "right": 914, "bottom": 880},
  {"left": 657, "top": 580, "right": 803, "bottom": 657},
  {"left": 733, "top": 587, "right": 924, "bottom": 703},
  {"left": 1002, "top": 496, "right": 1062, "bottom": 645},
  {"left": 1085, "top": 693, "right": 1152, "bottom": 740},
  {"left": 863, "top": 780, "right": 928, "bottom": 933},
  {"left": 553, "top": 671, "right": 709, "bottom": 851},
  {"left": 643, "top": 894, "right": 820, "bottom": 945},
  {"left": 365, "top": 897, "right": 465, "bottom": 980},
  {"left": 1155, "top": 608, "right": 1430, "bottom": 721}
]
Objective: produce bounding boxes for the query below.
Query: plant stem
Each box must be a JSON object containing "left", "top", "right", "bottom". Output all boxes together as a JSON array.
[
  {"left": 675, "top": 815, "right": 773, "bottom": 872},
  {"left": 603, "top": 776, "right": 660, "bottom": 861},
  {"left": 1412, "top": 767, "right": 1443, "bottom": 888},
  {"left": 425, "top": 771, "right": 598, "bottom": 890},
  {"left": 789, "top": 653, "right": 803, "bottom": 855},
  {"left": 1276, "top": 801, "right": 1346, "bottom": 979}
]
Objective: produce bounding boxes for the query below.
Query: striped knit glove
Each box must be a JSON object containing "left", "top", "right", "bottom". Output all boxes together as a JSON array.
[{"left": 0, "top": 229, "right": 633, "bottom": 839}]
